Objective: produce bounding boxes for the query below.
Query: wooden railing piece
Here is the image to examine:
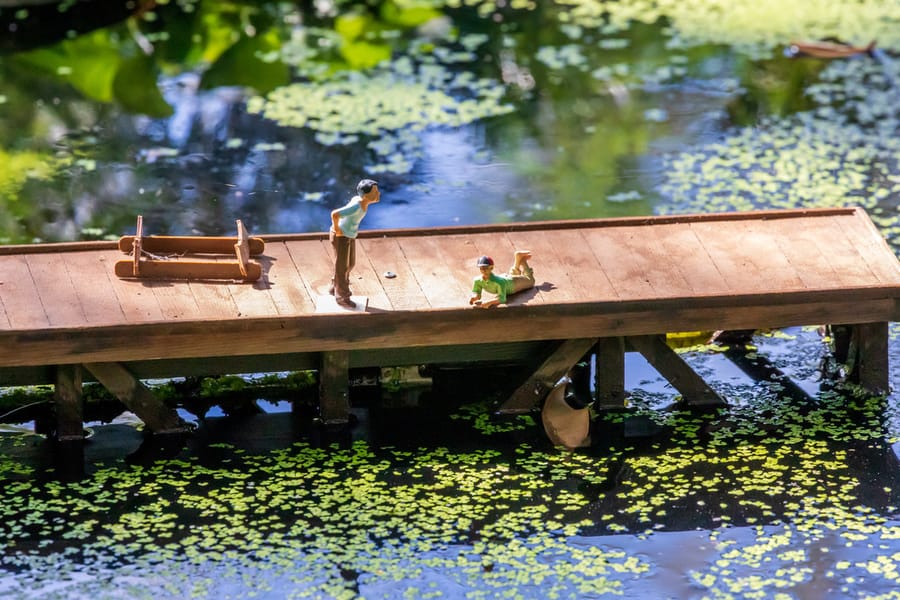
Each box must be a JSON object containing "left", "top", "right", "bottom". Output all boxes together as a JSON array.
[
  {"left": 116, "top": 216, "right": 264, "bottom": 282},
  {"left": 132, "top": 215, "right": 143, "bottom": 277},
  {"left": 118, "top": 234, "right": 265, "bottom": 255},
  {"left": 114, "top": 259, "right": 262, "bottom": 281},
  {"left": 235, "top": 219, "right": 251, "bottom": 278}
]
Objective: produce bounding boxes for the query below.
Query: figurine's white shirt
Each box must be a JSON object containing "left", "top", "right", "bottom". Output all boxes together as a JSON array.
[{"left": 333, "top": 196, "right": 366, "bottom": 238}]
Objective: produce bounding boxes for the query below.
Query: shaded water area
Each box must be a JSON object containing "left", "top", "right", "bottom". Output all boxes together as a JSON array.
[{"left": 2, "top": 0, "right": 900, "bottom": 598}]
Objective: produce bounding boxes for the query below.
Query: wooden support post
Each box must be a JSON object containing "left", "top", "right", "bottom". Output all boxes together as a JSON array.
[
  {"left": 499, "top": 338, "right": 599, "bottom": 414},
  {"left": 628, "top": 335, "right": 725, "bottom": 407},
  {"left": 851, "top": 322, "right": 889, "bottom": 396},
  {"left": 84, "top": 362, "right": 188, "bottom": 434},
  {"left": 829, "top": 324, "right": 853, "bottom": 366},
  {"left": 319, "top": 351, "right": 351, "bottom": 424},
  {"left": 54, "top": 365, "right": 84, "bottom": 441},
  {"left": 595, "top": 337, "right": 626, "bottom": 409}
]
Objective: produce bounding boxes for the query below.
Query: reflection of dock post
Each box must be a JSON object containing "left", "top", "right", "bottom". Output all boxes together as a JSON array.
[
  {"left": 319, "top": 350, "right": 351, "bottom": 424},
  {"left": 54, "top": 364, "right": 84, "bottom": 441},
  {"left": 595, "top": 337, "right": 625, "bottom": 409},
  {"left": 628, "top": 335, "right": 725, "bottom": 407},
  {"left": 831, "top": 322, "right": 890, "bottom": 396}
]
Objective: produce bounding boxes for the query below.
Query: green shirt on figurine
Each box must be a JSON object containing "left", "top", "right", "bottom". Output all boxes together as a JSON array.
[{"left": 472, "top": 272, "right": 516, "bottom": 304}]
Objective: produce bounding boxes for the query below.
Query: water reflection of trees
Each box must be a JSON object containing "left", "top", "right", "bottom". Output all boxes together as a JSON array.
[{"left": 0, "top": 0, "right": 859, "bottom": 242}]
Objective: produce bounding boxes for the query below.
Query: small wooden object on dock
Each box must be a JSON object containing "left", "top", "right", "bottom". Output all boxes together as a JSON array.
[{"left": 115, "top": 216, "right": 265, "bottom": 281}]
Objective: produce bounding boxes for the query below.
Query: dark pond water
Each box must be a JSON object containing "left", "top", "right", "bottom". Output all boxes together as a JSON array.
[{"left": 2, "top": 1, "right": 900, "bottom": 598}]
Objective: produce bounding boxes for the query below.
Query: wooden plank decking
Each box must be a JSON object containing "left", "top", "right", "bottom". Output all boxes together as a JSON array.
[{"left": 1, "top": 207, "right": 900, "bottom": 383}]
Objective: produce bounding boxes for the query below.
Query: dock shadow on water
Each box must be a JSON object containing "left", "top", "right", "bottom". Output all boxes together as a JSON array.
[{"left": 2, "top": 329, "right": 900, "bottom": 599}]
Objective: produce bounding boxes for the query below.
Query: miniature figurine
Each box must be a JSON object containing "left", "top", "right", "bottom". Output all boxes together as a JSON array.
[
  {"left": 329, "top": 179, "right": 380, "bottom": 308},
  {"left": 469, "top": 251, "right": 534, "bottom": 308}
]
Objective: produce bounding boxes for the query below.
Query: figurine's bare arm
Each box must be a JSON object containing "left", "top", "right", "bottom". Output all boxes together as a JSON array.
[
  {"left": 470, "top": 290, "right": 501, "bottom": 308},
  {"left": 330, "top": 210, "right": 344, "bottom": 236}
]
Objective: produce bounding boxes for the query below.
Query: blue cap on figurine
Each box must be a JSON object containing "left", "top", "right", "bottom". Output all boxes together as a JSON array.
[{"left": 476, "top": 256, "right": 494, "bottom": 267}]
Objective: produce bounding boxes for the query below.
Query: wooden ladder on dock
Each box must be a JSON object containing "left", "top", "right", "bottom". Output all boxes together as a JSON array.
[{"left": 115, "top": 216, "right": 265, "bottom": 281}]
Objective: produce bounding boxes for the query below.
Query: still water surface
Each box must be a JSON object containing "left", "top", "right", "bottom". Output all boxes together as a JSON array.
[{"left": 1, "top": 1, "right": 900, "bottom": 598}]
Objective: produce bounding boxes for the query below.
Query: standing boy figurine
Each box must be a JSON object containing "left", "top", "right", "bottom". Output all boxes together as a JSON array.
[
  {"left": 330, "top": 179, "right": 380, "bottom": 308},
  {"left": 469, "top": 251, "right": 535, "bottom": 308}
]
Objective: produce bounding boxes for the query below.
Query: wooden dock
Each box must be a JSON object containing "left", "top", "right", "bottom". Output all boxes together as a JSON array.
[{"left": 2, "top": 207, "right": 900, "bottom": 439}]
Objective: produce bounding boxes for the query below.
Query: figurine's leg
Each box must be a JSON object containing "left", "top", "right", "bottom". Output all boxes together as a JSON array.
[
  {"left": 508, "top": 273, "right": 535, "bottom": 295},
  {"left": 329, "top": 232, "right": 338, "bottom": 295},
  {"left": 331, "top": 235, "right": 353, "bottom": 300},
  {"left": 510, "top": 250, "right": 532, "bottom": 275},
  {"left": 507, "top": 250, "right": 535, "bottom": 296},
  {"left": 344, "top": 238, "right": 356, "bottom": 297}
]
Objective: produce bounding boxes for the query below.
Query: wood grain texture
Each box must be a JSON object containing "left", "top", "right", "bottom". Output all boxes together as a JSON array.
[
  {"left": 1, "top": 209, "right": 899, "bottom": 378},
  {"left": 808, "top": 217, "right": 877, "bottom": 287},
  {"left": 766, "top": 217, "right": 839, "bottom": 290},
  {"left": 285, "top": 239, "right": 336, "bottom": 301},
  {"left": 505, "top": 230, "right": 580, "bottom": 303},
  {"left": 63, "top": 251, "right": 127, "bottom": 325},
  {"left": 838, "top": 212, "right": 900, "bottom": 284},
  {"left": 583, "top": 227, "right": 656, "bottom": 299},
  {"left": 257, "top": 241, "right": 315, "bottom": 315},
  {"left": 358, "top": 237, "right": 425, "bottom": 311},
  {"left": 654, "top": 223, "right": 731, "bottom": 295},
  {"left": 397, "top": 235, "right": 476, "bottom": 308},
  {"left": 0, "top": 254, "right": 48, "bottom": 329},
  {"left": 26, "top": 253, "right": 84, "bottom": 326},
  {"left": 550, "top": 229, "right": 619, "bottom": 300}
]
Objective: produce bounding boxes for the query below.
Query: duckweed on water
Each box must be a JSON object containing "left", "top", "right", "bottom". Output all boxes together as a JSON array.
[
  {"left": 554, "top": 0, "right": 900, "bottom": 56},
  {"left": 247, "top": 59, "right": 513, "bottom": 174},
  {"left": 2, "top": 353, "right": 900, "bottom": 599},
  {"left": 450, "top": 401, "right": 536, "bottom": 435},
  {"left": 658, "top": 57, "right": 900, "bottom": 247},
  {"left": 0, "top": 440, "right": 644, "bottom": 598}
]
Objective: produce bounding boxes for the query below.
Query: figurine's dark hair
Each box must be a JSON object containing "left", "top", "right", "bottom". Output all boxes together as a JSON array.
[{"left": 357, "top": 179, "right": 379, "bottom": 195}]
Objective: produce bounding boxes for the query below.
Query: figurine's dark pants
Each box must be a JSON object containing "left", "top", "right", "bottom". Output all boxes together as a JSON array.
[{"left": 330, "top": 232, "right": 356, "bottom": 300}]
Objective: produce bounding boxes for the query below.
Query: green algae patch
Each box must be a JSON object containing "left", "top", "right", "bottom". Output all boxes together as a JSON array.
[
  {"left": 0, "top": 438, "right": 643, "bottom": 598},
  {"left": 2, "top": 358, "right": 900, "bottom": 598},
  {"left": 450, "top": 401, "right": 536, "bottom": 435},
  {"left": 554, "top": 0, "right": 900, "bottom": 56},
  {"left": 247, "top": 60, "right": 513, "bottom": 174},
  {"left": 657, "top": 56, "right": 900, "bottom": 247}
]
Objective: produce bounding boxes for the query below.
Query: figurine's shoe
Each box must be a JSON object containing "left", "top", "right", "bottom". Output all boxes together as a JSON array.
[{"left": 336, "top": 297, "right": 357, "bottom": 308}]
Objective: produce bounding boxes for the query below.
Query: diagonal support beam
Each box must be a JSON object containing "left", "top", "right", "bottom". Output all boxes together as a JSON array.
[
  {"left": 499, "top": 338, "right": 598, "bottom": 414},
  {"left": 84, "top": 362, "right": 188, "bottom": 434},
  {"left": 627, "top": 335, "right": 725, "bottom": 407}
]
